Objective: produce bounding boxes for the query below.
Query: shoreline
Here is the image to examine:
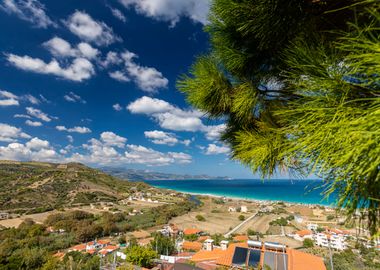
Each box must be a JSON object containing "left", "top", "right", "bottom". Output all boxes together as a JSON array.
[{"left": 156, "top": 186, "right": 336, "bottom": 209}]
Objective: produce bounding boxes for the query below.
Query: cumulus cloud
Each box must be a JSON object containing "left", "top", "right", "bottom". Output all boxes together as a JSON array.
[
  {"left": 14, "top": 114, "right": 31, "bottom": 119},
  {"left": 205, "top": 143, "right": 230, "bottom": 155},
  {"left": 64, "top": 91, "right": 86, "bottom": 104},
  {"left": 127, "top": 96, "right": 223, "bottom": 136},
  {"left": 113, "top": 103, "right": 123, "bottom": 111},
  {"left": 67, "top": 135, "right": 74, "bottom": 143},
  {"left": 64, "top": 11, "right": 121, "bottom": 46},
  {"left": 26, "top": 107, "right": 53, "bottom": 122},
  {"left": 204, "top": 124, "right": 226, "bottom": 141},
  {"left": 6, "top": 54, "right": 95, "bottom": 82},
  {"left": 0, "top": 137, "right": 58, "bottom": 161},
  {"left": 118, "top": 0, "right": 210, "bottom": 26},
  {"left": 56, "top": 125, "right": 91, "bottom": 134},
  {"left": 100, "top": 131, "right": 127, "bottom": 148},
  {"left": 0, "top": 123, "right": 31, "bottom": 142},
  {"left": 104, "top": 51, "right": 168, "bottom": 92},
  {"left": 109, "top": 71, "right": 130, "bottom": 82},
  {"left": 0, "top": 90, "right": 42, "bottom": 106},
  {"left": 25, "top": 120, "right": 42, "bottom": 127},
  {"left": 43, "top": 37, "right": 99, "bottom": 60},
  {"left": 144, "top": 130, "right": 179, "bottom": 146},
  {"left": 0, "top": 0, "right": 56, "bottom": 28},
  {"left": 68, "top": 133, "right": 191, "bottom": 166}
]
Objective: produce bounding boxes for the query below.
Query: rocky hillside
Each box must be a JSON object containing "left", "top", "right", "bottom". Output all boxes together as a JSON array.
[{"left": 0, "top": 161, "right": 148, "bottom": 214}]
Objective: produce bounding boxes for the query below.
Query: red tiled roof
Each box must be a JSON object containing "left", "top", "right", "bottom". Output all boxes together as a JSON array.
[
  {"left": 197, "top": 236, "right": 210, "bottom": 242},
  {"left": 184, "top": 228, "right": 202, "bottom": 235},
  {"left": 70, "top": 244, "right": 86, "bottom": 251},
  {"left": 182, "top": 241, "right": 202, "bottom": 251},
  {"left": 191, "top": 248, "right": 227, "bottom": 262},
  {"left": 288, "top": 249, "right": 326, "bottom": 270},
  {"left": 233, "top": 235, "right": 249, "bottom": 242},
  {"left": 295, "top": 229, "right": 313, "bottom": 237}
]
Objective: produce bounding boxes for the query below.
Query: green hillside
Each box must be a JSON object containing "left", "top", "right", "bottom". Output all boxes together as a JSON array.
[{"left": 0, "top": 161, "right": 148, "bottom": 214}]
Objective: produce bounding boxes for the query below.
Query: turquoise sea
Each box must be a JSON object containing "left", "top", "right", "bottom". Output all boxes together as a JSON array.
[{"left": 144, "top": 179, "right": 337, "bottom": 206}]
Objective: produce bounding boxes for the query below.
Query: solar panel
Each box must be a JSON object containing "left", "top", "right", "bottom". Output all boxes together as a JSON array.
[
  {"left": 232, "top": 247, "right": 248, "bottom": 266},
  {"left": 276, "top": 253, "right": 288, "bottom": 270},
  {"left": 263, "top": 251, "right": 276, "bottom": 270},
  {"left": 247, "top": 249, "right": 261, "bottom": 267}
]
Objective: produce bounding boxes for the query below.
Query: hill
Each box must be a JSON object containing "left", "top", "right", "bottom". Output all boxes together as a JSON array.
[
  {"left": 102, "top": 168, "right": 233, "bottom": 181},
  {"left": 0, "top": 161, "right": 149, "bottom": 214}
]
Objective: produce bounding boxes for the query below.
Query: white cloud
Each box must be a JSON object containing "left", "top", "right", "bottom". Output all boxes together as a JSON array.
[
  {"left": 0, "top": 90, "right": 43, "bottom": 106},
  {"left": 144, "top": 130, "right": 178, "bottom": 146},
  {"left": 113, "top": 103, "right": 123, "bottom": 111},
  {"left": 109, "top": 6, "right": 126, "bottom": 22},
  {"left": 67, "top": 135, "right": 74, "bottom": 143},
  {"left": 0, "top": 0, "right": 56, "bottom": 28},
  {"left": 205, "top": 143, "right": 230, "bottom": 155},
  {"left": 127, "top": 96, "right": 226, "bottom": 140},
  {"left": 64, "top": 91, "right": 86, "bottom": 104},
  {"left": 7, "top": 54, "right": 95, "bottom": 82},
  {"left": 109, "top": 71, "right": 130, "bottom": 82},
  {"left": 43, "top": 37, "right": 99, "bottom": 60},
  {"left": 0, "top": 137, "right": 58, "bottom": 161},
  {"left": 14, "top": 114, "right": 31, "bottom": 119},
  {"left": 25, "top": 120, "right": 42, "bottom": 127},
  {"left": 100, "top": 131, "right": 127, "bottom": 148},
  {"left": 105, "top": 51, "right": 168, "bottom": 92},
  {"left": 0, "top": 123, "right": 31, "bottom": 142},
  {"left": 204, "top": 124, "right": 226, "bottom": 141},
  {"left": 26, "top": 107, "right": 52, "bottom": 122},
  {"left": 64, "top": 11, "right": 121, "bottom": 46},
  {"left": 118, "top": 0, "right": 210, "bottom": 26},
  {"left": 56, "top": 125, "right": 91, "bottom": 134}
]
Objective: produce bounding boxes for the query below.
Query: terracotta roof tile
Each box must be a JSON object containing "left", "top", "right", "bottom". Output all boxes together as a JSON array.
[
  {"left": 182, "top": 241, "right": 203, "bottom": 251},
  {"left": 184, "top": 228, "right": 202, "bottom": 235},
  {"left": 288, "top": 249, "right": 326, "bottom": 270},
  {"left": 295, "top": 229, "right": 313, "bottom": 237},
  {"left": 191, "top": 248, "right": 227, "bottom": 262}
]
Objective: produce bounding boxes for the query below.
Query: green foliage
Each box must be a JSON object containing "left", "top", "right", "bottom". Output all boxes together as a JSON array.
[
  {"left": 184, "top": 234, "right": 199, "bottom": 241},
  {"left": 238, "top": 215, "right": 245, "bottom": 221},
  {"left": 269, "top": 217, "right": 288, "bottom": 226},
  {"left": 327, "top": 215, "right": 335, "bottom": 221},
  {"left": 247, "top": 229, "right": 264, "bottom": 238},
  {"left": 178, "top": 0, "right": 380, "bottom": 235},
  {"left": 303, "top": 238, "right": 314, "bottom": 248},
  {"left": 150, "top": 233, "right": 175, "bottom": 255},
  {"left": 326, "top": 248, "right": 380, "bottom": 270},
  {"left": 125, "top": 246, "right": 157, "bottom": 268},
  {"left": 196, "top": 214, "right": 206, "bottom": 222}
]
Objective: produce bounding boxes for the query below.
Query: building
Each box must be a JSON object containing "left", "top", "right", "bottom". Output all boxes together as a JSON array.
[
  {"left": 240, "top": 206, "right": 248, "bottom": 213},
  {"left": 228, "top": 207, "right": 237, "bottom": 212},
  {"left": 183, "top": 228, "right": 202, "bottom": 236},
  {"left": 293, "top": 230, "right": 313, "bottom": 242},
  {"left": 189, "top": 240, "right": 326, "bottom": 270},
  {"left": 294, "top": 215, "right": 303, "bottom": 223},
  {"left": 307, "top": 223, "right": 318, "bottom": 231},
  {"left": 181, "top": 241, "right": 203, "bottom": 252},
  {"left": 313, "top": 233, "right": 347, "bottom": 251},
  {"left": 0, "top": 212, "right": 9, "bottom": 220}
]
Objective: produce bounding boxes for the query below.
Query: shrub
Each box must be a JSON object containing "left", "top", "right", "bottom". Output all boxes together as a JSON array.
[
  {"left": 238, "top": 215, "right": 245, "bottom": 221},
  {"left": 196, "top": 215, "right": 206, "bottom": 222},
  {"left": 303, "top": 239, "right": 314, "bottom": 248}
]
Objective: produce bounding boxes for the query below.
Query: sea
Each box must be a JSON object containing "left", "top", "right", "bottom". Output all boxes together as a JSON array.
[{"left": 144, "top": 179, "right": 337, "bottom": 206}]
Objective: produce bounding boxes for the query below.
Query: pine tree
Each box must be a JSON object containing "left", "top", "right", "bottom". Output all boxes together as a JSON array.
[{"left": 178, "top": 0, "right": 380, "bottom": 235}]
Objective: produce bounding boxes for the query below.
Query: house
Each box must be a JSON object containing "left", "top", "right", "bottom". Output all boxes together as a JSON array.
[
  {"left": 307, "top": 223, "right": 318, "bottom": 231},
  {"left": 189, "top": 240, "right": 326, "bottom": 270},
  {"left": 0, "top": 212, "right": 9, "bottom": 220},
  {"left": 183, "top": 228, "right": 202, "bottom": 236},
  {"left": 313, "top": 233, "right": 347, "bottom": 251},
  {"left": 294, "top": 215, "right": 303, "bottom": 223},
  {"left": 68, "top": 244, "right": 87, "bottom": 252},
  {"left": 99, "top": 245, "right": 119, "bottom": 257},
  {"left": 86, "top": 239, "right": 110, "bottom": 251},
  {"left": 228, "top": 207, "right": 237, "bottom": 212},
  {"left": 181, "top": 241, "right": 203, "bottom": 252},
  {"left": 294, "top": 230, "right": 313, "bottom": 241},
  {"left": 240, "top": 206, "right": 248, "bottom": 213}
]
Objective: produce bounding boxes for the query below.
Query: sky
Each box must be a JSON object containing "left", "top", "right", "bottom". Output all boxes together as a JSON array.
[{"left": 0, "top": 0, "right": 263, "bottom": 178}]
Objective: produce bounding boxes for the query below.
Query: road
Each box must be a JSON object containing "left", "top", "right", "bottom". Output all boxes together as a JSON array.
[{"left": 224, "top": 212, "right": 258, "bottom": 238}]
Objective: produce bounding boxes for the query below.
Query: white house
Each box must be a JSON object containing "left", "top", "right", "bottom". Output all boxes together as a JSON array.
[
  {"left": 240, "top": 205, "right": 248, "bottom": 213},
  {"left": 228, "top": 207, "right": 237, "bottom": 212},
  {"left": 307, "top": 223, "right": 319, "bottom": 231},
  {"left": 313, "top": 233, "right": 347, "bottom": 251},
  {"left": 294, "top": 215, "right": 303, "bottom": 223}
]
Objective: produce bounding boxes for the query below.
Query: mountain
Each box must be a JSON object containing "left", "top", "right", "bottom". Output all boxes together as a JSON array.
[
  {"left": 101, "top": 168, "right": 233, "bottom": 181},
  {"left": 0, "top": 161, "right": 149, "bottom": 214}
]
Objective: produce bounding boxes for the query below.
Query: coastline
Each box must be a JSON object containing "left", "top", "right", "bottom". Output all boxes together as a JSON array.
[{"left": 156, "top": 186, "right": 336, "bottom": 208}]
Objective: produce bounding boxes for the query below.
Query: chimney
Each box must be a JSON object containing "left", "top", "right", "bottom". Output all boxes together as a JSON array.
[
  {"left": 204, "top": 239, "right": 214, "bottom": 251},
  {"left": 220, "top": 240, "right": 229, "bottom": 251}
]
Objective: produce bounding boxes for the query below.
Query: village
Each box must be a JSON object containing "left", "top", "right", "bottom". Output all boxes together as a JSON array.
[{"left": 1, "top": 191, "right": 375, "bottom": 270}]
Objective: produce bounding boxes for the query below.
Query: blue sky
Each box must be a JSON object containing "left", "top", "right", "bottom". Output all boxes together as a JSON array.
[{"left": 0, "top": 0, "right": 264, "bottom": 178}]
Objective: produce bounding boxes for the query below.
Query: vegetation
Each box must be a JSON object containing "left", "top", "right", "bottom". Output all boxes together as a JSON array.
[
  {"left": 303, "top": 239, "right": 314, "bottom": 248},
  {"left": 269, "top": 217, "right": 288, "bottom": 226},
  {"left": 184, "top": 234, "right": 199, "bottom": 241},
  {"left": 0, "top": 161, "right": 147, "bottom": 214},
  {"left": 178, "top": 0, "right": 380, "bottom": 234},
  {"left": 150, "top": 233, "right": 175, "bottom": 255},
  {"left": 125, "top": 246, "right": 157, "bottom": 268},
  {"left": 326, "top": 248, "right": 380, "bottom": 270},
  {"left": 196, "top": 214, "right": 206, "bottom": 222},
  {"left": 238, "top": 215, "right": 245, "bottom": 221}
]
